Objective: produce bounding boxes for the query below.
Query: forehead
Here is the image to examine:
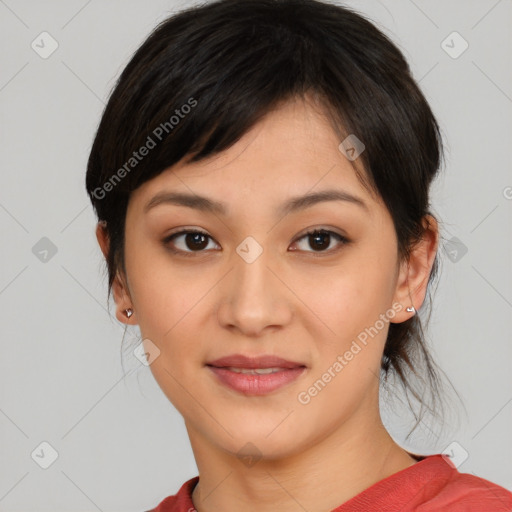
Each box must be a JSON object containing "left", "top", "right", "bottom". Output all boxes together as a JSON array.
[{"left": 129, "top": 97, "right": 378, "bottom": 216}]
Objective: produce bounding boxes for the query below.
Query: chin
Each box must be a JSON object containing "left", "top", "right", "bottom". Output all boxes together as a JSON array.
[{"left": 210, "top": 421, "right": 311, "bottom": 463}]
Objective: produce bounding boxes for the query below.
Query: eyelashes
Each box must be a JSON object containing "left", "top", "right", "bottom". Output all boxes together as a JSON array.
[
  {"left": 292, "top": 228, "right": 349, "bottom": 253},
  {"left": 163, "top": 229, "right": 218, "bottom": 254},
  {"left": 162, "top": 228, "right": 350, "bottom": 257}
]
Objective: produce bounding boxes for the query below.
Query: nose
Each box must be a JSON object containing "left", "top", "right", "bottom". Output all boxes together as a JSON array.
[{"left": 215, "top": 242, "right": 293, "bottom": 337}]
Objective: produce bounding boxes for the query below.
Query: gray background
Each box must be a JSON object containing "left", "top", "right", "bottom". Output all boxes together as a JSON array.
[{"left": 1, "top": 0, "right": 511, "bottom": 510}]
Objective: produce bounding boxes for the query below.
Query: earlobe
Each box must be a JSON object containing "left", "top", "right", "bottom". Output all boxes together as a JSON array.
[
  {"left": 116, "top": 305, "right": 137, "bottom": 325},
  {"left": 111, "top": 270, "right": 137, "bottom": 325}
]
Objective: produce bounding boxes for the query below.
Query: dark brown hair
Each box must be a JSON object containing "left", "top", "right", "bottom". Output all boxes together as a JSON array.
[{"left": 86, "top": 0, "right": 459, "bottom": 436}]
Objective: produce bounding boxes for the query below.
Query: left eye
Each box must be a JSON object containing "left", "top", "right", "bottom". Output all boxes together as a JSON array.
[{"left": 291, "top": 229, "right": 348, "bottom": 253}]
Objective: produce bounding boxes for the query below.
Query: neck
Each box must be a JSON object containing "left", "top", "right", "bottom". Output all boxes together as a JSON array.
[{"left": 187, "top": 410, "right": 416, "bottom": 512}]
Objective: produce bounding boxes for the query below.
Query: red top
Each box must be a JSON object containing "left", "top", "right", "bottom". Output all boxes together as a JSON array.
[{"left": 146, "top": 454, "right": 512, "bottom": 511}]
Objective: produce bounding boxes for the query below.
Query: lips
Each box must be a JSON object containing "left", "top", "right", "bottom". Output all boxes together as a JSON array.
[
  {"left": 207, "top": 354, "right": 305, "bottom": 370},
  {"left": 206, "top": 354, "right": 306, "bottom": 395}
]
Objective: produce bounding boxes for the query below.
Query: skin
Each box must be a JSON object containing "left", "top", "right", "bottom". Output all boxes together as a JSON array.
[{"left": 97, "top": 95, "right": 439, "bottom": 512}]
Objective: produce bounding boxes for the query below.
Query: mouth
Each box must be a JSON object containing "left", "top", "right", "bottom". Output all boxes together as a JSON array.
[
  {"left": 206, "top": 354, "right": 307, "bottom": 395},
  {"left": 219, "top": 366, "right": 291, "bottom": 374}
]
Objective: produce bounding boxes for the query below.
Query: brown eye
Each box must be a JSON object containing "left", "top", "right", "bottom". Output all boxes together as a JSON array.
[
  {"left": 163, "top": 229, "right": 219, "bottom": 254},
  {"left": 291, "top": 229, "right": 348, "bottom": 253}
]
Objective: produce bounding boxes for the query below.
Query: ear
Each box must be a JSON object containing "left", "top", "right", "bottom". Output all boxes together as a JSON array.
[
  {"left": 95, "top": 221, "right": 137, "bottom": 325},
  {"left": 390, "top": 214, "right": 439, "bottom": 323}
]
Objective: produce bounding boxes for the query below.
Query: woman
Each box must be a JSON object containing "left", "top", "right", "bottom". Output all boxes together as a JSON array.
[{"left": 85, "top": 0, "right": 512, "bottom": 510}]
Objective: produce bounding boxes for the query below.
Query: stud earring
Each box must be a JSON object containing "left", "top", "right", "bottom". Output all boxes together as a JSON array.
[
  {"left": 406, "top": 306, "right": 415, "bottom": 314},
  {"left": 124, "top": 308, "right": 133, "bottom": 318}
]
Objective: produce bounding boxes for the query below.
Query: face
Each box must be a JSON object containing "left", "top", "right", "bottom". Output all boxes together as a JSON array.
[{"left": 114, "top": 96, "right": 417, "bottom": 461}]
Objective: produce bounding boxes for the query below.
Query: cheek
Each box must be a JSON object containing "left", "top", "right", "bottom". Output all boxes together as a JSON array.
[
  {"left": 131, "top": 260, "right": 213, "bottom": 414},
  {"left": 299, "top": 263, "right": 397, "bottom": 398},
  {"left": 127, "top": 247, "right": 226, "bottom": 370},
  {"left": 303, "top": 258, "right": 394, "bottom": 339},
  {"left": 126, "top": 240, "right": 205, "bottom": 335}
]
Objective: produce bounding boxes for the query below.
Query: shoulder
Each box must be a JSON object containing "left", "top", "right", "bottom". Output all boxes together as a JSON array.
[
  {"left": 396, "top": 454, "right": 512, "bottom": 511},
  {"left": 335, "top": 454, "right": 512, "bottom": 512},
  {"left": 421, "top": 459, "right": 512, "bottom": 511},
  {"left": 145, "top": 476, "right": 198, "bottom": 512}
]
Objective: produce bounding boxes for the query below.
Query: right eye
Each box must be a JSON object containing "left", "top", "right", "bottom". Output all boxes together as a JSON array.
[{"left": 163, "top": 229, "right": 220, "bottom": 256}]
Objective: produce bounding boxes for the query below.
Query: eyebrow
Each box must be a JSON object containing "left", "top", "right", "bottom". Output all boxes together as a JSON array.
[{"left": 143, "top": 189, "right": 369, "bottom": 216}]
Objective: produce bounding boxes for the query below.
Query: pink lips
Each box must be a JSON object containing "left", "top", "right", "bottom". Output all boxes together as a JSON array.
[{"left": 206, "top": 354, "right": 306, "bottom": 395}]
